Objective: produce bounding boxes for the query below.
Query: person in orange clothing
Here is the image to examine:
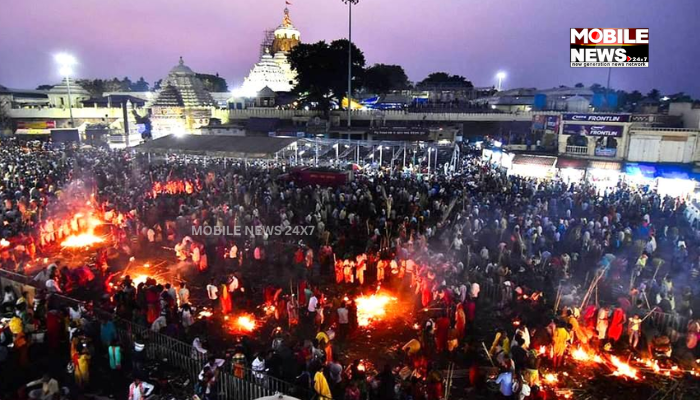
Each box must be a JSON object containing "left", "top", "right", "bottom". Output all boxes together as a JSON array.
[
  {"left": 455, "top": 303, "right": 467, "bottom": 340},
  {"left": 220, "top": 282, "right": 231, "bottom": 314},
  {"left": 552, "top": 321, "right": 570, "bottom": 368}
]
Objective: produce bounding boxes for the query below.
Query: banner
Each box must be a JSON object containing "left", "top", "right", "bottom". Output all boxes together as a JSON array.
[
  {"left": 532, "top": 115, "right": 546, "bottom": 130},
  {"left": 563, "top": 113, "right": 630, "bottom": 122},
  {"left": 370, "top": 127, "right": 430, "bottom": 140},
  {"left": 545, "top": 116, "right": 560, "bottom": 132},
  {"left": 16, "top": 121, "right": 56, "bottom": 129},
  {"left": 563, "top": 124, "right": 623, "bottom": 137}
]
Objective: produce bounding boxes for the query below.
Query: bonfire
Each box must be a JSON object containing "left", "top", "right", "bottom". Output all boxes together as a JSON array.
[{"left": 355, "top": 291, "right": 397, "bottom": 327}]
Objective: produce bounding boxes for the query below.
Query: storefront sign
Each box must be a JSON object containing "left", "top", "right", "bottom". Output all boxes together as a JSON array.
[
  {"left": 563, "top": 113, "right": 630, "bottom": 122},
  {"left": 594, "top": 147, "right": 617, "bottom": 157},
  {"left": 563, "top": 124, "right": 623, "bottom": 137},
  {"left": 16, "top": 121, "right": 56, "bottom": 129}
]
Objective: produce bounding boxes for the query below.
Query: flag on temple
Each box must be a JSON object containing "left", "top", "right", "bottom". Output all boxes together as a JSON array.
[{"left": 286, "top": 1, "right": 292, "bottom": 4}]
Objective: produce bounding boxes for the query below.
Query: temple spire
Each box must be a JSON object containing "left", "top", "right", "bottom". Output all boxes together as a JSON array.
[{"left": 282, "top": 7, "right": 292, "bottom": 28}]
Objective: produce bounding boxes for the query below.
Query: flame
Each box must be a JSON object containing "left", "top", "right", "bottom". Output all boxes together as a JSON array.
[
  {"left": 570, "top": 346, "right": 603, "bottom": 364},
  {"left": 538, "top": 345, "right": 546, "bottom": 355},
  {"left": 355, "top": 292, "right": 397, "bottom": 327},
  {"left": 236, "top": 315, "right": 256, "bottom": 332},
  {"left": 150, "top": 180, "right": 201, "bottom": 198},
  {"left": 61, "top": 233, "right": 105, "bottom": 248},
  {"left": 610, "top": 356, "right": 638, "bottom": 379},
  {"left": 263, "top": 305, "right": 276, "bottom": 315},
  {"left": 544, "top": 373, "right": 558, "bottom": 385}
]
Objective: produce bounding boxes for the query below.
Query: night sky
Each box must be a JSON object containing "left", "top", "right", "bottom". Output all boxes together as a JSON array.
[{"left": 1, "top": 0, "right": 698, "bottom": 96}]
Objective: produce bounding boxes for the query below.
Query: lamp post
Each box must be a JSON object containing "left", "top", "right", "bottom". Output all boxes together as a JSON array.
[
  {"left": 342, "top": 0, "right": 359, "bottom": 129},
  {"left": 496, "top": 71, "right": 506, "bottom": 92},
  {"left": 55, "top": 53, "right": 77, "bottom": 128},
  {"left": 427, "top": 147, "right": 431, "bottom": 179},
  {"left": 334, "top": 143, "right": 339, "bottom": 165}
]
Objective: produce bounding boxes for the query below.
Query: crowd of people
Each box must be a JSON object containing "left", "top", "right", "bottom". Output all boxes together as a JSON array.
[{"left": 1, "top": 137, "right": 700, "bottom": 400}]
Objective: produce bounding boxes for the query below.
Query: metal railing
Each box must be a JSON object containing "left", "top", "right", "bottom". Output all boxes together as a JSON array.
[
  {"left": 115, "top": 318, "right": 321, "bottom": 399},
  {"left": 565, "top": 145, "right": 588, "bottom": 155}
]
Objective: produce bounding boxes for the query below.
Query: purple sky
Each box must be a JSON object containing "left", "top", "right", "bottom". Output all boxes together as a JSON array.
[{"left": 1, "top": 0, "right": 698, "bottom": 96}]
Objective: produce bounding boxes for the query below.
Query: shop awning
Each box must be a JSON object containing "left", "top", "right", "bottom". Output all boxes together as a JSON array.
[
  {"left": 624, "top": 163, "right": 657, "bottom": 180},
  {"left": 511, "top": 154, "right": 556, "bottom": 168},
  {"left": 588, "top": 161, "right": 621, "bottom": 171},
  {"left": 556, "top": 157, "right": 589, "bottom": 170}
]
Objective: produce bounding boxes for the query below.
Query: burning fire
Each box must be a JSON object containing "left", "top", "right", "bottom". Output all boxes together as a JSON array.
[
  {"left": 544, "top": 373, "right": 558, "bottom": 385},
  {"left": 610, "top": 356, "right": 638, "bottom": 379},
  {"left": 150, "top": 180, "right": 201, "bottom": 198},
  {"left": 235, "top": 315, "right": 256, "bottom": 332},
  {"left": 569, "top": 346, "right": 639, "bottom": 380},
  {"left": 61, "top": 233, "right": 105, "bottom": 248},
  {"left": 570, "top": 346, "right": 603, "bottom": 364},
  {"left": 355, "top": 292, "right": 397, "bottom": 327}
]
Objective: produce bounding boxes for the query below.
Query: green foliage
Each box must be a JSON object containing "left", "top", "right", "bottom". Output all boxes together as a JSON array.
[
  {"left": 196, "top": 73, "right": 228, "bottom": 92},
  {"left": 363, "top": 64, "right": 410, "bottom": 94},
  {"left": 77, "top": 77, "right": 151, "bottom": 98},
  {"left": 288, "top": 39, "right": 366, "bottom": 111},
  {"left": 418, "top": 72, "right": 473, "bottom": 88}
]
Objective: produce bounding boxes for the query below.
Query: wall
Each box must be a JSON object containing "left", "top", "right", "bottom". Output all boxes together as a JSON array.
[
  {"left": 669, "top": 102, "right": 700, "bottom": 130},
  {"left": 225, "top": 108, "right": 558, "bottom": 123},
  {"left": 627, "top": 128, "right": 699, "bottom": 163}
]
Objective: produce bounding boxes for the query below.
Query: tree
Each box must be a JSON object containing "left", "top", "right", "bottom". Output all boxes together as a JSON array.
[
  {"left": 646, "top": 88, "right": 660, "bottom": 101},
  {"left": 574, "top": 83, "right": 585, "bottom": 88},
  {"left": 77, "top": 79, "right": 106, "bottom": 98},
  {"left": 0, "top": 98, "right": 12, "bottom": 133},
  {"left": 196, "top": 73, "right": 228, "bottom": 92},
  {"left": 131, "top": 77, "right": 149, "bottom": 91},
  {"left": 153, "top": 79, "right": 163, "bottom": 90},
  {"left": 363, "top": 64, "right": 410, "bottom": 94},
  {"left": 36, "top": 84, "right": 54, "bottom": 91},
  {"left": 288, "top": 39, "right": 365, "bottom": 111},
  {"left": 104, "top": 78, "right": 123, "bottom": 93},
  {"left": 120, "top": 77, "right": 133, "bottom": 92},
  {"left": 417, "top": 72, "right": 473, "bottom": 88},
  {"left": 589, "top": 83, "right": 606, "bottom": 94}
]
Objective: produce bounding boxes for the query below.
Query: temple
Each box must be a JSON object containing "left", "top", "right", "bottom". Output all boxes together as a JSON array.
[
  {"left": 150, "top": 57, "right": 215, "bottom": 137},
  {"left": 152, "top": 57, "right": 215, "bottom": 108},
  {"left": 240, "top": 8, "right": 300, "bottom": 97}
]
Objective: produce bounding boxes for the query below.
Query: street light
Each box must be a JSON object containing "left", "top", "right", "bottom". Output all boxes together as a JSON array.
[
  {"left": 342, "top": 0, "right": 359, "bottom": 129},
  {"left": 496, "top": 71, "right": 506, "bottom": 91},
  {"left": 55, "top": 53, "right": 78, "bottom": 127}
]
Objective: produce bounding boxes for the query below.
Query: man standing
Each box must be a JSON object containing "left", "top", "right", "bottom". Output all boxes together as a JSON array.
[
  {"left": 337, "top": 302, "right": 349, "bottom": 341},
  {"left": 206, "top": 279, "right": 219, "bottom": 309},
  {"left": 178, "top": 282, "right": 190, "bottom": 306},
  {"left": 227, "top": 274, "right": 239, "bottom": 313},
  {"left": 308, "top": 292, "right": 319, "bottom": 327}
]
